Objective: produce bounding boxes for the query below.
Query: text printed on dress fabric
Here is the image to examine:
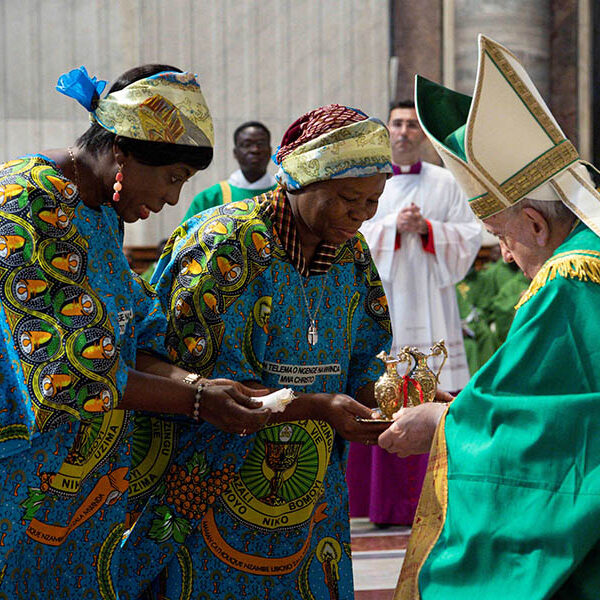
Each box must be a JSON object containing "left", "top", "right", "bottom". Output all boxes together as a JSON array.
[{"left": 263, "top": 361, "right": 341, "bottom": 385}]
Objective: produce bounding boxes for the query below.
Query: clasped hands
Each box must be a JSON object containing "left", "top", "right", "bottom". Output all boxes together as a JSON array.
[{"left": 396, "top": 203, "right": 428, "bottom": 235}]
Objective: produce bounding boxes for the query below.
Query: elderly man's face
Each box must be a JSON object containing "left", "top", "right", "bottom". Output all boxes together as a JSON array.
[{"left": 483, "top": 208, "right": 549, "bottom": 279}]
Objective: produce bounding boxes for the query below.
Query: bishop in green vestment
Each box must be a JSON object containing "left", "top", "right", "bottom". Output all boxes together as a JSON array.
[{"left": 379, "top": 35, "right": 600, "bottom": 600}]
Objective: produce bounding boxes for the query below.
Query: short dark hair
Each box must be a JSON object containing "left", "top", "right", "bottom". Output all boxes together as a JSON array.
[
  {"left": 389, "top": 99, "right": 415, "bottom": 115},
  {"left": 233, "top": 121, "right": 271, "bottom": 146},
  {"left": 76, "top": 64, "right": 213, "bottom": 171}
]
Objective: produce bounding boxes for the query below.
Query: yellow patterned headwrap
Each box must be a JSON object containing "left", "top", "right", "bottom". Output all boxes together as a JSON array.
[
  {"left": 92, "top": 71, "right": 214, "bottom": 148},
  {"left": 274, "top": 105, "right": 392, "bottom": 190}
]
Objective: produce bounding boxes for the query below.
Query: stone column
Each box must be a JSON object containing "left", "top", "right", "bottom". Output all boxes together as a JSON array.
[
  {"left": 390, "top": 0, "right": 443, "bottom": 101},
  {"left": 449, "top": 0, "right": 579, "bottom": 146},
  {"left": 453, "top": 0, "right": 551, "bottom": 97},
  {"left": 390, "top": 0, "right": 443, "bottom": 163},
  {"left": 550, "top": 0, "right": 579, "bottom": 148}
]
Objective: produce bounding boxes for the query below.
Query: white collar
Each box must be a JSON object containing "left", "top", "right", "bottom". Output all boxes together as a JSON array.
[{"left": 227, "top": 169, "right": 276, "bottom": 190}]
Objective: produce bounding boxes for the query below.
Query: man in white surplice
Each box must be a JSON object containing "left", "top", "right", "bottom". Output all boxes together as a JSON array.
[
  {"left": 345, "top": 100, "right": 481, "bottom": 527},
  {"left": 361, "top": 100, "right": 481, "bottom": 392}
]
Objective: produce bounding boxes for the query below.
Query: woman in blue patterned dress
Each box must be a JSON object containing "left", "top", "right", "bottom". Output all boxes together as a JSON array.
[
  {"left": 0, "top": 65, "right": 270, "bottom": 599},
  {"left": 134, "top": 104, "right": 395, "bottom": 600}
]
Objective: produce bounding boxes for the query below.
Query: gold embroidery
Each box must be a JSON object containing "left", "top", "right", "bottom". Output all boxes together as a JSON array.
[
  {"left": 500, "top": 142, "right": 579, "bottom": 204},
  {"left": 465, "top": 37, "right": 578, "bottom": 215},
  {"left": 470, "top": 193, "right": 507, "bottom": 219},
  {"left": 440, "top": 150, "right": 508, "bottom": 219},
  {"left": 516, "top": 251, "right": 600, "bottom": 310},
  {"left": 395, "top": 411, "right": 449, "bottom": 600}
]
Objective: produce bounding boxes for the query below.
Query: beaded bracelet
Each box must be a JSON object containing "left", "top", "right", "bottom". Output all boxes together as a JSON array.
[
  {"left": 183, "top": 373, "right": 204, "bottom": 422},
  {"left": 193, "top": 383, "right": 205, "bottom": 422}
]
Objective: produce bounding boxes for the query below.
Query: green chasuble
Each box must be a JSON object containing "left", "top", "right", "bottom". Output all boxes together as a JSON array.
[
  {"left": 455, "top": 284, "right": 497, "bottom": 376},
  {"left": 398, "top": 222, "right": 600, "bottom": 599},
  {"left": 182, "top": 180, "right": 277, "bottom": 222},
  {"left": 457, "top": 261, "right": 528, "bottom": 374}
]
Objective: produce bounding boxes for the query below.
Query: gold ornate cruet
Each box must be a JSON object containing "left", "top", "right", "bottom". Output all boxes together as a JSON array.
[
  {"left": 402, "top": 340, "right": 448, "bottom": 406},
  {"left": 373, "top": 350, "right": 408, "bottom": 419}
]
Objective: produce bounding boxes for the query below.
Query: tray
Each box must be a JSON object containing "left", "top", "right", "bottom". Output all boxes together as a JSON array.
[{"left": 355, "top": 409, "right": 393, "bottom": 424}]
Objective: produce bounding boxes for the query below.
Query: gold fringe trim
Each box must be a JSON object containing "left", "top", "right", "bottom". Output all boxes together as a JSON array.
[{"left": 515, "top": 252, "right": 600, "bottom": 310}]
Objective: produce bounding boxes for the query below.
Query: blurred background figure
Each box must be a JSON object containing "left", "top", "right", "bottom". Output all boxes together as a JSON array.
[
  {"left": 182, "top": 120, "right": 276, "bottom": 221},
  {"left": 346, "top": 100, "right": 481, "bottom": 527},
  {"left": 456, "top": 243, "right": 529, "bottom": 375}
]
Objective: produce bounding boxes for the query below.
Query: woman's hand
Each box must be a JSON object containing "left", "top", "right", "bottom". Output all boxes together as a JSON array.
[
  {"left": 377, "top": 402, "right": 447, "bottom": 457},
  {"left": 121, "top": 365, "right": 271, "bottom": 434},
  {"left": 315, "top": 393, "right": 390, "bottom": 444},
  {"left": 198, "top": 381, "right": 271, "bottom": 435}
]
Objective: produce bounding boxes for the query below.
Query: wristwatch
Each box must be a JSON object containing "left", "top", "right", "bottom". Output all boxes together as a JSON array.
[{"left": 183, "top": 373, "right": 203, "bottom": 386}]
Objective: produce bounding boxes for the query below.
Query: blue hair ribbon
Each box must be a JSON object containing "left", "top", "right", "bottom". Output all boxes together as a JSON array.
[{"left": 56, "top": 66, "right": 107, "bottom": 111}]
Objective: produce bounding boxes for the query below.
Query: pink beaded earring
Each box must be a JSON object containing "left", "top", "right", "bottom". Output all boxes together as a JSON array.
[{"left": 113, "top": 167, "right": 123, "bottom": 202}]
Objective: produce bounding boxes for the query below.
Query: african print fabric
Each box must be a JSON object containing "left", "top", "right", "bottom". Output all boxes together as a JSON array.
[
  {"left": 182, "top": 176, "right": 276, "bottom": 223},
  {"left": 275, "top": 104, "right": 368, "bottom": 162},
  {"left": 119, "top": 189, "right": 392, "bottom": 599},
  {"left": 91, "top": 70, "right": 213, "bottom": 147},
  {"left": 0, "top": 155, "right": 168, "bottom": 598}
]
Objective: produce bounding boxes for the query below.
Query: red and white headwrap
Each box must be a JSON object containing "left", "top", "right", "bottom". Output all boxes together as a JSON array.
[{"left": 274, "top": 104, "right": 392, "bottom": 190}]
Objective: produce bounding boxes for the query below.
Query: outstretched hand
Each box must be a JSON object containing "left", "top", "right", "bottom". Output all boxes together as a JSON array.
[
  {"left": 316, "top": 393, "right": 390, "bottom": 444},
  {"left": 378, "top": 402, "right": 447, "bottom": 457}
]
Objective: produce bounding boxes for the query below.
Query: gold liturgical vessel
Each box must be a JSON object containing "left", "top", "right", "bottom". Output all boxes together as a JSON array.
[
  {"left": 402, "top": 340, "right": 448, "bottom": 406},
  {"left": 372, "top": 350, "right": 407, "bottom": 419},
  {"left": 364, "top": 341, "right": 448, "bottom": 423}
]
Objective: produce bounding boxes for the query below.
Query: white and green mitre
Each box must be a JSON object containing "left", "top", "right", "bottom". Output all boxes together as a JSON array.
[{"left": 415, "top": 34, "right": 600, "bottom": 235}]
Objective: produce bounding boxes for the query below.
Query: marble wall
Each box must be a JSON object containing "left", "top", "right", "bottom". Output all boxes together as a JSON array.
[
  {"left": 0, "top": 0, "right": 390, "bottom": 246},
  {"left": 1, "top": 1, "right": 590, "bottom": 245}
]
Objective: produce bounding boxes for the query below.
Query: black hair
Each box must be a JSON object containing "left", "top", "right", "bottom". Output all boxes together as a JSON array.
[
  {"left": 233, "top": 121, "right": 271, "bottom": 146},
  {"left": 76, "top": 63, "right": 213, "bottom": 171},
  {"left": 389, "top": 99, "right": 415, "bottom": 114}
]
